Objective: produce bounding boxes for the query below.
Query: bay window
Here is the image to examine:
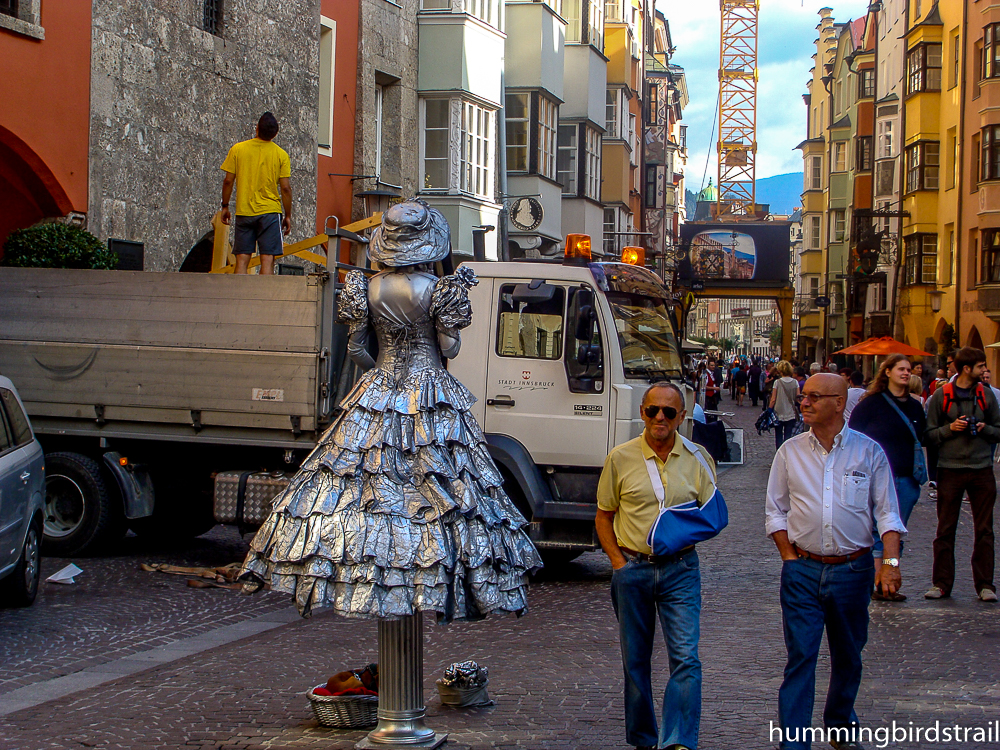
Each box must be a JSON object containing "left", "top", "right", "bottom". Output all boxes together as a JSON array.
[
  {"left": 985, "top": 23, "right": 1000, "bottom": 79},
  {"left": 505, "top": 91, "right": 560, "bottom": 181},
  {"left": 506, "top": 93, "right": 530, "bottom": 172},
  {"left": 605, "top": 87, "right": 627, "bottom": 140},
  {"left": 806, "top": 156, "right": 822, "bottom": 190},
  {"left": 421, "top": 97, "right": 495, "bottom": 199},
  {"left": 905, "top": 141, "right": 939, "bottom": 192},
  {"left": 858, "top": 68, "right": 875, "bottom": 98},
  {"left": 538, "top": 96, "right": 558, "bottom": 180},
  {"left": 833, "top": 142, "right": 846, "bottom": 172},
  {"left": 809, "top": 216, "right": 821, "bottom": 249},
  {"left": 831, "top": 209, "right": 846, "bottom": 243},
  {"left": 981, "top": 229, "right": 1000, "bottom": 284},
  {"left": 558, "top": 122, "right": 603, "bottom": 200},
  {"left": 904, "top": 234, "right": 937, "bottom": 285},
  {"left": 855, "top": 136, "right": 873, "bottom": 172},
  {"left": 461, "top": 101, "right": 492, "bottom": 197},
  {"left": 906, "top": 42, "right": 942, "bottom": 94},
  {"left": 982, "top": 125, "right": 1000, "bottom": 181},
  {"left": 423, "top": 99, "right": 450, "bottom": 189},
  {"left": 877, "top": 120, "right": 894, "bottom": 158},
  {"left": 563, "top": 0, "right": 603, "bottom": 48},
  {"left": 557, "top": 124, "right": 578, "bottom": 195},
  {"left": 584, "top": 126, "right": 601, "bottom": 199}
]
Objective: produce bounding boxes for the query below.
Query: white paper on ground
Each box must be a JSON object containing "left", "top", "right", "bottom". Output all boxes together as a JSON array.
[{"left": 46, "top": 564, "right": 83, "bottom": 584}]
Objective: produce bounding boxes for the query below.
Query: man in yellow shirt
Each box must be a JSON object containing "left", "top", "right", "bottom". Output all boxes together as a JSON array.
[
  {"left": 596, "top": 381, "right": 716, "bottom": 750},
  {"left": 220, "top": 112, "right": 292, "bottom": 275}
]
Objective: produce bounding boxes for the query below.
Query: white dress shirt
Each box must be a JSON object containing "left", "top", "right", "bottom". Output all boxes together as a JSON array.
[{"left": 765, "top": 425, "right": 906, "bottom": 555}]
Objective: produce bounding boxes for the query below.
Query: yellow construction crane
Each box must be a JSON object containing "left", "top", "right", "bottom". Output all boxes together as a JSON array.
[{"left": 716, "top": 0, "right": 759, "bottom": 218}]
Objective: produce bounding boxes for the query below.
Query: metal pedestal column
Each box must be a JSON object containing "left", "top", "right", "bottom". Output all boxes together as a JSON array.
[{"left": 356, "top": 614, "right": 446, "bottom": 749}]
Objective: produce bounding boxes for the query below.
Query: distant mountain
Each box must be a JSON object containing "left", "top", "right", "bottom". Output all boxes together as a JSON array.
[{"left": 755, "top": 173, "right": 803, "bottom": 215}]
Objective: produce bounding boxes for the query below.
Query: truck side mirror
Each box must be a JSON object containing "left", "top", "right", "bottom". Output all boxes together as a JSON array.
[{"left": 575, "top": 304, "right": 595, "bottom": 342}]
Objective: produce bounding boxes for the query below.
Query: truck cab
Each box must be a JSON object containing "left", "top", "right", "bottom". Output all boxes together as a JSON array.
[{"left": 450, "top": 251, "right": 689, "bottom": 560}]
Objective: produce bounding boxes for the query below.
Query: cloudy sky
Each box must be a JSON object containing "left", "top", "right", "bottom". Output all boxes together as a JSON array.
[{"left": 660, "top": 0, "right": 871, "bottom": 189}]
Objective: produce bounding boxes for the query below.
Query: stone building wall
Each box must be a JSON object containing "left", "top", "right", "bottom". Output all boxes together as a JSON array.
[
  {"left": 88, "top": 0, "right": 319, "bottom": 271},
  {"left": 353, "top": 0, "right": 420, "bottom": 218}
]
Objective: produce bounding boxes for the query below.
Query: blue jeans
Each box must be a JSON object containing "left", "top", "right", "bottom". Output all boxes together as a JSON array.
[
  {"left": 610, "top": 550, "right": 702, "bottom": 749},
  {"left": 775, "top": 420, "right": 797, "bottom": 450},
  {"left": 778, "top": 554, "right": 875, "bottom": 750},
  {"left": 872, "top": 475, "right": 920, "bottom": 556}
]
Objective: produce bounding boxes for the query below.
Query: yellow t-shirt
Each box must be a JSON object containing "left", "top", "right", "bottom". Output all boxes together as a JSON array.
[
  {"left": 220, "top": 138, "right": 291, "bottom": 216},
  {"left": 597, "top": 432, "right": 717, "bottom": 553}
]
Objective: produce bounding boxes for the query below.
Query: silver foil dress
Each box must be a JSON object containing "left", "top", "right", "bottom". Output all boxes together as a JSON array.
[{"left": 240, "top": 265, "right": 543, "bottom": 622}]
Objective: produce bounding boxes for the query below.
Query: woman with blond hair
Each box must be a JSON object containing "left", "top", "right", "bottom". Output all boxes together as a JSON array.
[
  {"left": 848, "top": 353, "right": 927, "bottom": 601},
  {"left": 768, "top": 359, "right": 799, "bottom": 448}
]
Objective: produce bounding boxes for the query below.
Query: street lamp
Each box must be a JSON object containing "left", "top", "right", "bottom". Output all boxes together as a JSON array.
[{"left": 355, "top": 187, "right": 401, "bottom": 218}]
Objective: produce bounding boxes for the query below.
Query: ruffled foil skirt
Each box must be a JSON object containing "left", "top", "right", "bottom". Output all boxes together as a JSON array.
[{"left": 240, "top": 366, "right": 543, "bottom": 622}]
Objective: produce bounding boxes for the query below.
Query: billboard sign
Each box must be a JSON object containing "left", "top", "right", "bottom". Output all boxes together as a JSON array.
[{"left": 678, "top": 221, "right": 791, "bottom": 284}]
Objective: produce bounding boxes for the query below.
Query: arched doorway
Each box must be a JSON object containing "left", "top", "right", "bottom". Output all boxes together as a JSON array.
[
  {"left": 968, "top": 326, "right": 985, "bottom": 352},
  {"left": 0, "top": 125, "right": 73, "bottom": 252}
]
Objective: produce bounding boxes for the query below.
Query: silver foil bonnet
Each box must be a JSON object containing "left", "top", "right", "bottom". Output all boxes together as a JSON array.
[{"left": 368, "top": 199, "right": 451, "bottom": 267}]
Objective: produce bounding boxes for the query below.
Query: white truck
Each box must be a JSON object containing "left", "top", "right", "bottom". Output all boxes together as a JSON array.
[
  {"left": 0, "top": 250, "right": 687, "bottom": 560},
  {"left": 450, "top": 258, "right": 688, "bottom": 561}
]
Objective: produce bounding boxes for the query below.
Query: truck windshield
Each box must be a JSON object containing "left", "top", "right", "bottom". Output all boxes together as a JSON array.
[
  {"left": 607, "top": 292, "right": 683, "bottom": 380},
  {"left": 590, "top": 263, "right": 683, "bottom": 380}
]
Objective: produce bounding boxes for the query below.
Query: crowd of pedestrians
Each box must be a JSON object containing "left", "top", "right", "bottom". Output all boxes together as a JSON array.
[{"left": 607, "top": 346, "right": 999, "bottom": 750}]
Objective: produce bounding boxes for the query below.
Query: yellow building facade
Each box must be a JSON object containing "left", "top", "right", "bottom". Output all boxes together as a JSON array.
[{"left": 898, "top": 0, "right": 963, "bottom": 357}]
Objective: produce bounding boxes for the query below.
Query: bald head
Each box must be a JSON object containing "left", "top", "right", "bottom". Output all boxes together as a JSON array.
[{"left": 805, "top": 372, "right": 848, "bottom": 398}]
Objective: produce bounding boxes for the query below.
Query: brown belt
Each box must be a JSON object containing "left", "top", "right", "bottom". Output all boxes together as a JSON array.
[
  {"left": 793, "top": 544, "right": 872, "bottom": 565},
  {"left": 621, "top": 545, "right": 695, "bottom": 565}
]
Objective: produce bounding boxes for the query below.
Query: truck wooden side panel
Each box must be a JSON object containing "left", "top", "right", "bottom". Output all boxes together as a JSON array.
[{"left": 0, "top": 268, "right": 331, "bottom": 447}]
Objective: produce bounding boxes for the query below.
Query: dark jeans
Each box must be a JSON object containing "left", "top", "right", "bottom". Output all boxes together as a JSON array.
[
  {"left": 611, "top": 551, "right": 701, "bottom": 749},
  {"left": 933, "top": 466, "right": 996, "bottom": 595},
  {"left": 749, "top": 384, "right": 761, "bottom": 406},
  {"left": 778, "top": 554, "right": 875, "bottom": 750},
  {"left": 775, "top": 419, "right": 797, "bottom": 450}
]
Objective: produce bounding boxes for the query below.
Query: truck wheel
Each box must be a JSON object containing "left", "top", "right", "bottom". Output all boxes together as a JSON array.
[
  {"left": 42, "top": 452, "right": 126, "bottom": 556},
  {"left": 1, "top": 518, "right": 42, "bottom": 607}
]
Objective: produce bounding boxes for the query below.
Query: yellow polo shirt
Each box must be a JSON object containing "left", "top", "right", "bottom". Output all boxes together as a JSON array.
[
  {"left": 597, "top": 432, "right": 717, "bottom": 554},
  {"left": 220, "top": 138, "right": 291, "bottom": 216}
]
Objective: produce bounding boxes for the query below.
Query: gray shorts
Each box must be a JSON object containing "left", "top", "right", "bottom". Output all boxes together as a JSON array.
[{"left": 234, "top": 213, "right": 283, "bottom": 255}]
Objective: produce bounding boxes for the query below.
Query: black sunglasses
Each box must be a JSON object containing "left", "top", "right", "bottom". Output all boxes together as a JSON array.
[{"left": 644, "top": 405, "right": 679, "bottom": 420}]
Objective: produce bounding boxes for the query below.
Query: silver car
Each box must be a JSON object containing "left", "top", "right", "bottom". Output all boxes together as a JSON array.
[{"left": 0, "top": 375, "right": 44, "bottom": 606}]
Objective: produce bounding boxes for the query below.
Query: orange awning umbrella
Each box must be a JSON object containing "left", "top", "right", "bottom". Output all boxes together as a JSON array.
[{"left": 833, "top": 336, "right": 932, "bottom": 356}]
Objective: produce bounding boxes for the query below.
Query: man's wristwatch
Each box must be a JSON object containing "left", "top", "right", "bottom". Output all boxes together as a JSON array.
[
  {"left": 882, "top": 558, "right": 900, "bottom": 567},
  {"left": 221, "top": 202, "right": 229, "bottom": 207}
]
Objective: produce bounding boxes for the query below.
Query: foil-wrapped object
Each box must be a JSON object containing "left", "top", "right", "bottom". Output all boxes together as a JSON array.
[
  {"left": 439, "top": 661, "right": 489, "bottom": 689},
  {"left": 239, "top": 200, "right": 543, "bottom": 623}
]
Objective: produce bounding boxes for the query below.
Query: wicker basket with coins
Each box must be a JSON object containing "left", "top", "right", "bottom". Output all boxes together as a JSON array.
[{"left": 306, "top": 686, "right": 378, "bottom": 729}]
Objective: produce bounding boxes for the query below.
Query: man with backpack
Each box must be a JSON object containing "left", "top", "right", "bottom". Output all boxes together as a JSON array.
[{"left": 924, "top": 347, "right": 1000, "bottom": 602}]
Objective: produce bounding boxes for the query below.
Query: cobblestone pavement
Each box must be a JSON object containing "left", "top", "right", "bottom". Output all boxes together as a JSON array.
[
  {"left": 0, "top": 529, "right": 289, "bottom": 697},
  {"left": 2, "top": 395, "right": 999, "bottom": 749}
]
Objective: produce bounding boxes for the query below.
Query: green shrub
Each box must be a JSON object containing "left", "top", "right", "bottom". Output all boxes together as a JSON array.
[{"left": 1, "top": 224, "right": 118, "bottom": 270}]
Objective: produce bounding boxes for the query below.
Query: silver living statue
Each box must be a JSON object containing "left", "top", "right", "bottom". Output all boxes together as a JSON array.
[{"left": 240, "top": 199, "right": 543, "bottom": 624}]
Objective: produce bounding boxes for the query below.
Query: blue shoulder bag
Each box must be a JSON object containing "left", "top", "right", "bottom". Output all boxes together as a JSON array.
[
  {"left": 882, "top": 392, "right": 928, "bottom": 485},
  {"left": 645, "top": 436, "right": 729, "bottom": 556}
]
